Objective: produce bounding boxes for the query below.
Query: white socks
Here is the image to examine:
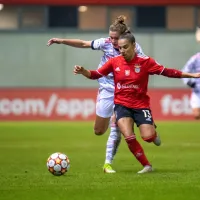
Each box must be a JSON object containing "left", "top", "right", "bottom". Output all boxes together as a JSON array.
[{"left": 105, "top": 126, "right": 121, "bottom": 164}]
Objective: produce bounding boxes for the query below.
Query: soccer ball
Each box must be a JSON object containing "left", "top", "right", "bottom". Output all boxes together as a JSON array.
[{"left": 47, "top": 152, "right": 70, "bottom": 176}]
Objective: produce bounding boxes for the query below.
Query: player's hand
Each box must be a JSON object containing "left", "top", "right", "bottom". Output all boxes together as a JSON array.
[
  {"left": 74, "top": 65, "right": 85, "bottom": 75},
  {"left": 193, "top": 73, "right": 200, "bottom": 78},
  {"left": 47, "top": 38, "right": 62, "bottom": 46}
]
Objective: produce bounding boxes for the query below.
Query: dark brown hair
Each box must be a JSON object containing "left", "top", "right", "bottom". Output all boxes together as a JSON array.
[
  {"left": 109, "top": 15, "right": 129, "bottom": 35},
  {"left": 119, "top": 32, "right": 136, "bottom": 44}
]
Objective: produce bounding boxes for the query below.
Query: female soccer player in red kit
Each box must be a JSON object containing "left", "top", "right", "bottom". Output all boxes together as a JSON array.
[{"left": 74, "top": 31, "right": 200, "bottom": 173}]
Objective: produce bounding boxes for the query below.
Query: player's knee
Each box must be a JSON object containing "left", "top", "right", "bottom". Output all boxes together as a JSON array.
[
  {"left": 194, "top": 115, "right": 200, "bottom": 120},
  {"left": 140, "top": 126, "right": 156, "bottom": 143},
  {"left": 94, "top": 127, "right": 105, "bottom": 135},
  {"left": 192, "top": 109, "right": 200, "bottom": 120},
  {"left": 142, "top": 133, "right": 156, "bottom": 143}
]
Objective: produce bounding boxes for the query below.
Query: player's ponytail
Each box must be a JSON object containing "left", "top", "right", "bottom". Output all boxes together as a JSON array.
[
  {"left": 115, "top": 15, "right": 126, "bottom": 24},
  {"left": 109, "top": 15, "right": 129, "bottom": 35},
  {"left": 124, "top": 30, "right": 131, "bottom": 34}
]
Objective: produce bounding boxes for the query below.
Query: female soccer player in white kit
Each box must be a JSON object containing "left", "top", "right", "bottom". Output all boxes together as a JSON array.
[
  {"left": 182, "top": 27, "right": 200, "bottom": 119},
  {"left": 47, "top": 15, "right": 160, "bottom": 173},
  {"left": 182, "top": 53, "right": 200, "bottom": 119}
]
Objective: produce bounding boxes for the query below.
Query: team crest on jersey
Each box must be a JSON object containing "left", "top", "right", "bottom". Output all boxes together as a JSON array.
[
  {"left": 134, "top": 64, "right": 141, "bottom": 73},
  {"left": 125, "top": 70, "right": 130, "bottom": 76},
  {"left": 115, "top": 67, "right": 120, "bottom": 71}
]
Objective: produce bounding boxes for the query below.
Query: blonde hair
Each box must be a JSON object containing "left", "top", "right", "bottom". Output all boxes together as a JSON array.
[{"left": 109, "top": 15, "right": 129, "bottom": 35}]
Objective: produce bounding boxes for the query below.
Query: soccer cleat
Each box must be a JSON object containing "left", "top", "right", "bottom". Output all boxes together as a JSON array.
[
  {"left": 137, "top": 165, "right": 153, "bottom": 174},
  {"left": 153, "top": 134, "right": 161, "bottom": 146},
  {"left": 103, "top": 163, "right": 116, "bottom": 173}
]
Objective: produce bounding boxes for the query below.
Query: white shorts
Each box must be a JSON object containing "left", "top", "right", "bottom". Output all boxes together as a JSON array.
[
  {"left": 190, "top": 92, "right": 200, "bottom": 109},
  {"left": 96, "top": 89, "right": 114, "bottom": 118}
]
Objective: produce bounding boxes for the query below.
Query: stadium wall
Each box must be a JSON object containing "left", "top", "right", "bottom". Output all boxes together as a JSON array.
[{"left": 0, "top": 32, "right": 198, "bottom": 88}]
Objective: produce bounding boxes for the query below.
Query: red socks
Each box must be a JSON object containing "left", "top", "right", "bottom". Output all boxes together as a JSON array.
[
  {"left": 125, "top": 135, "right": 151, "bottom": 166},
  {"left": 142, "top": 132, "right": 157, "bottom": 143}
]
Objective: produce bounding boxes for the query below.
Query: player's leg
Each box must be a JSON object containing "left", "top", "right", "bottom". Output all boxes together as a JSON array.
[
  {"left": 95, "top": 90, "right": 121, "bottom": 173},
  {"left": 94, "top": 91, "right": 113, "bottom": 135},
  {"left": 109, "top": 113, "right": 121, "bottom": 160},
  {"left": 115, "top": 105, "right": 152, "bottom": 173},
  {"left": 151, "top": 122, "right": 161, "bottom": 146},
  {"left": 151, "top": 109, "right": 161, "bottom": 146},
  {"left": 93, "top": 115, "right": 110, "bottom": 135},
  {"left": 192, "top": 108, "right": 200, "bottom": 119},
  {"left": 139, "top": 124, "right": 157, "bottom": 143},
  {"left": 134, "top": 109, "right": 161, "bottom": 146},
  {"left": 94, "top": 113, "right": 121, "bottom": 173},
  {"left": 103, "top": 113, "right": 121, "bottom": 173},
  {"left": 190, "top": 92, "right": 200, "bottom": 119}
]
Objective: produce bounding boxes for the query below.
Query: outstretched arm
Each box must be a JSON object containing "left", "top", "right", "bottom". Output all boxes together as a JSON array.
[
  {"left": 148, "top": 57, "right": 200, "bottom": 79},
  {"left": 47, "top": 38, "right": 92, "bottom": 48},
  {"left": 74, "top": 59, "right": 114, "bottom": 79},
  {"left": 161, "top": 68, "right": 200, "bottom": 78},
  {"left": 74, "top": 66, "right": 92, "bottom": 78},
  {"left": 73, "top": 65, "right": 104, "bottom": 79},
  {"left": 181, "top": 71, "right": 200, "bottom": 78}
]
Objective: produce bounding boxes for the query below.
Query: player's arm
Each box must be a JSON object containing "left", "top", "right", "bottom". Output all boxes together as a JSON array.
[
  {"left": 162, "top": 68, "right": 200, "bottom": 78},
  {"left": 148, "top": 57, "right": 200, "bottom": 78},
  {"left": 73, "top": 66, "right": 92, "bottom": 78},
  {"left": 182, "top": 56, "right": 196, "bottom": 88},
  {"left": 73, "top": 59, "right": 113, "bottom": 79},
  {"left": 47, "top": 38, "right": 92, "bottom": 48}
]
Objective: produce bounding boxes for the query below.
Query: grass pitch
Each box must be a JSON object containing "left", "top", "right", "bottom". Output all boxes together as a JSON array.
[{"left": 0, "top": 121, "right": 200, "bottom": 200}]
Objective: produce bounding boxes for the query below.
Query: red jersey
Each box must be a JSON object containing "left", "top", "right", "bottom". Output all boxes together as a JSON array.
[{"left": 90, "top": 54, "right": 181, "bottom": 109}]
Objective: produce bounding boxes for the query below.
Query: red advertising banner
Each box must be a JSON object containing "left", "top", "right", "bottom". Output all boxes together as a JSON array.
[
  {"left": 0, "top": 88, "right": 194, "bottom": 121},
  {"left": 1, "top": 0, "right": 200, "bottom": 5},
  {"left": 0, "top": 88, "right": 97, "bottom": 121},
  {"left": 148, "top": 89, "right": 193, "bottom": 120}
]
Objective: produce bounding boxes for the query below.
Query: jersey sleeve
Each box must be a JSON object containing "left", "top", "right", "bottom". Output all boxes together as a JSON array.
[
  {"left": 135, "top": 43, "right": 145, "bottom": 56},
  {"left": 96, "top": 58, "right": 114, "bottom": 76},
  {"left": 147, "top": 57, "right": 165, "bottom": 75},
  {"left": 91, "top": 38, "right": 106, "bottom": 50}
]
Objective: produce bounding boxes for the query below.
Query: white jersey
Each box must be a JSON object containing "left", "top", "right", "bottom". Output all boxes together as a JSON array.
[
  {"left": 182, "top": 52, "right": 200, "bottom": 93},
  {"left": 91, "top": 37, "right": 145, "bottom": 92}
]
